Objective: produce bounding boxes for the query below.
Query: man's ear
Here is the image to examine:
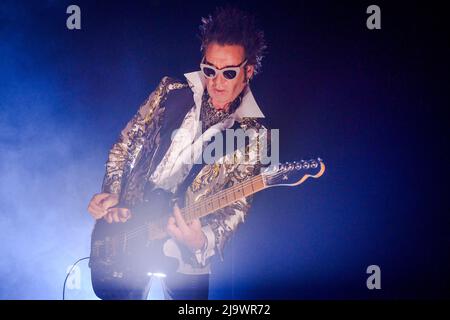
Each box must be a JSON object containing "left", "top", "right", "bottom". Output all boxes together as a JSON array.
[{"left": 246, "top": 65, "right": 255, "bottom": 80}]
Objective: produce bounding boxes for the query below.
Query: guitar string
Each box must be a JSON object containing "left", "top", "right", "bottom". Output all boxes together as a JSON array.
[{"left": 183, "top": 174, "right": 264, "bottom": 221}]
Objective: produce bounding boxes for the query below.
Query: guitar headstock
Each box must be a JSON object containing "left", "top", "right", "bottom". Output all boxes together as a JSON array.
[{"left": 261, "top": 158, "right": 325, "bottom": 187}]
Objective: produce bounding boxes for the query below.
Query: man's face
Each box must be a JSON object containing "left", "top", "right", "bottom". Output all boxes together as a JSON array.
[{"left": 203, "top": 43, "right": 254, "bottom": 111}]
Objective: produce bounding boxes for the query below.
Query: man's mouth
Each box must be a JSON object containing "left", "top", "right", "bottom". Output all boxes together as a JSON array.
[{"left": 213, "top": 88, "right": 225, "bottom": 94}]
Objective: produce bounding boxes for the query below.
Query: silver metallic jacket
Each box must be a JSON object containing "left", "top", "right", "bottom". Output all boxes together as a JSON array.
[{"left": 101, "top": 76, "right": 268, "bottom": 267}]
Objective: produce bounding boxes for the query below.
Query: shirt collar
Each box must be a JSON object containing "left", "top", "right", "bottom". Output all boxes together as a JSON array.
[{"left": 183, "top": 70, "right": 265, "bottom": 121}]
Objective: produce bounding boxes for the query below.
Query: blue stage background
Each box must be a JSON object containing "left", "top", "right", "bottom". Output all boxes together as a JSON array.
[{"left": 0, "top": 0, "right": 448, "bottom": 299}]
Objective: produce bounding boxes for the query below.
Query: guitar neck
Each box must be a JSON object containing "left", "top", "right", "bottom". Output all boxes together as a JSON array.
[{"left": 180, "top": 174, "right": 266, "bottom": 223}]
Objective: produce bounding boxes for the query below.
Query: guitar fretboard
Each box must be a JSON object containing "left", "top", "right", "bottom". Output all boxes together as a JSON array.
[{"left": 180, "top": 174, "right": 266, "bottom": 223}]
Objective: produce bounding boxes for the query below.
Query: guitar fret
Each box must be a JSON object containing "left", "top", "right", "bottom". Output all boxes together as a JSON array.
[
  {"left": 243, "top": 183, "right": 252, "bottom": 196},
  {"left": 252, "top": 177, "right": 265, "bottom": 192},
  {"left": 213, "top": 198, "right": 219, "bottom": 210},
  {"left": 181, "top": 174, "right": 268, "bottom": 221}
]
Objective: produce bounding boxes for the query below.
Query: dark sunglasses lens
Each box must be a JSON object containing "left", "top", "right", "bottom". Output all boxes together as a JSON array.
[
  {"left": 223, "top": 70, "right": 237, "bottom": 80},
  {"left": 202, "top": 67, "right": 216, "bottom": 78}
]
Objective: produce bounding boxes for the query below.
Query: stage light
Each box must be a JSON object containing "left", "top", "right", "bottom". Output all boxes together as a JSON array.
[{"left": 147, "top": 272, "right": 167, "bottom": 278}]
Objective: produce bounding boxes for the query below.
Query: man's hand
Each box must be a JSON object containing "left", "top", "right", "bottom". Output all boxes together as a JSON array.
[
  {"left": 87, "top": 193, "right": 130, "bottom": 224},
  {"left": 88, "top": 193, "right": 118, "bottom": 219},
  {"left": 104, "top": 207, "right": 131, "bottom": 223},
  {"left": 166, "top": 204, "right": 207, "bottom": 252}
]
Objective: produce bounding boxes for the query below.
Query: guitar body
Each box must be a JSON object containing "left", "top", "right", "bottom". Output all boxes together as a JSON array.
[{"left": 89, "top": 188, "right": 178, "bottom": 300}]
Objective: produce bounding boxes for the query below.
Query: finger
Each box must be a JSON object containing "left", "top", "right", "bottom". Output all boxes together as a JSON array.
[
  {"left": 122, "top": 208, "right": 131, "bottom": 218},
  {"left": 101, "top": 195, "right": 119, "bottom": 209},
  {"left": 90, "top": 203, "right": 107, "bottom": 214},
  {"left": 89, "top": 195, "right": 106, "bottom": 211},
  {"left": 110, "top": 209, "right": 120, "bottom": 223},
  {"left": 167, "top": 216, "right": 176, "bottom": 226},
  {"left": 119, "top": 209, "right": 131, "bottom": 222},
  {"left": 94, "top": 193, "right": 111, "bottom": 205},
  {"left": 167, "top": 223, "right": 183, "bottom": 240},
  {"left": 173, "top": 204, "right": 189, "bottom": 233},
  {"left": 106, "top": 208, "right": 119, "bottom": 223},
  {"left": 89, "top": 202, "right": 107, "bottom": 218},
  {"left": 190, "top": 218, "right": 202, "bottom": 230},
  {"left": 104, "top": 213, "right": 113, "bottom": 224},
  {"left": 107, "top": 208, "right": 130, "bottom": 222}
]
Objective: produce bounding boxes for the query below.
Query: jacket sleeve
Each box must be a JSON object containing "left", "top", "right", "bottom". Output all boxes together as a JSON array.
[
  {"left": 193, "top": 121, "right": 271, "bottom": 265},
  {"left": 101, "top": 76, "right": 172, "bottom": 195},
  {"left": 198, "top": 165, "right": 257, "bottom": 265}
]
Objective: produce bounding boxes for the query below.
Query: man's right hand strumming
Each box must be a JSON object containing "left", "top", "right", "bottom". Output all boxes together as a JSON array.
[{"left": 87, "top": 193, "right": 131, "bottom": 223}]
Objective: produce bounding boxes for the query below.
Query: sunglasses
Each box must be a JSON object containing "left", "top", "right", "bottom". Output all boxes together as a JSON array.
[{"left": 200, "top": 57, "right": 248, "bottom": 80}]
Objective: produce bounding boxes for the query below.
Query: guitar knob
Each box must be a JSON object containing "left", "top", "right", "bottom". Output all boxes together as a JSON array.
[
  {"left": 303, "top": 162, "right": 310, "bottom": 169},
  {"left": 295, "top": 162, "right": 301, "bottom": 170}
]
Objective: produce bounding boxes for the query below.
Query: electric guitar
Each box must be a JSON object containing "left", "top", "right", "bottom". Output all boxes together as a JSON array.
[{"left": 89, "top": 158, "right": 325, "bottom": 299}]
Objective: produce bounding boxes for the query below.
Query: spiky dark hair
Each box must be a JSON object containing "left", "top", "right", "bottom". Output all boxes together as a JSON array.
[{"left": 199, "top": 6, "right": 267, "bottom": 75}]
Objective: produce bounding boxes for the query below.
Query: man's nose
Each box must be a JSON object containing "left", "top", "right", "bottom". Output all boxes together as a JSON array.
[{"left": 213, "top": 73, "right": 226, "bottom": 88}]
